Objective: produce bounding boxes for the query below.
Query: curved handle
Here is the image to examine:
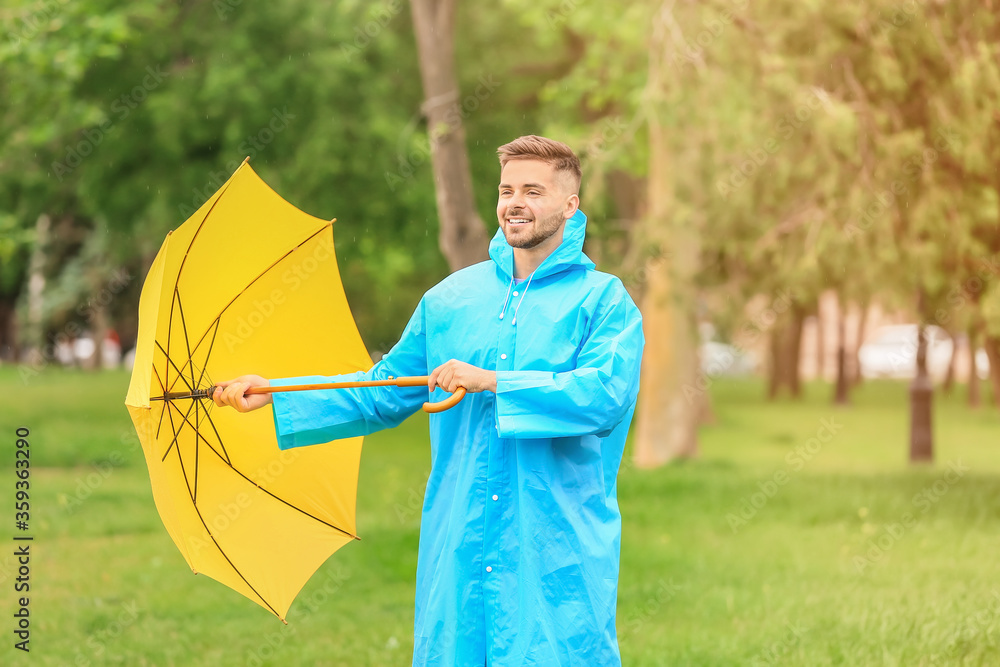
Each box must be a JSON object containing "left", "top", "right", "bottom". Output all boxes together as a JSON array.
[{"left": 422, "top": 386, "right": 466, "bottom": 413}]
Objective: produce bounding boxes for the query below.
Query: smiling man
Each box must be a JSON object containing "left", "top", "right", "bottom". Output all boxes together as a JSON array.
[{"left": 214, "top": 135, "right": 644, "bottom": 666}]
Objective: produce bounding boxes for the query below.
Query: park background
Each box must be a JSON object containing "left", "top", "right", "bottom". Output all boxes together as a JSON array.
[{"left": 2, "top": 0, "right": 1000, "bottom": 664}]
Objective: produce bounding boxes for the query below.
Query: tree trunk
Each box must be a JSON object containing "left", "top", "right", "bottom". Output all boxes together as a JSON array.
[
  {"left": 833, "top": 299, "right": 850, "bottom": 405},
  {"left": 941, "top": 330, "right": 957, "bottom": 395},
  {"left": 0, "top": 298, "right": 17, "bottom": 361},
  {"left": 788, "top": 305, "right": 804, "bottom": 397},
  {"left": 968, "top": 325, "right": 981, "bottom": 408},
  {"left": 767, "top": 306, "right": 804, "bottom": 399},
  {"left": 633, "top": 2, "right": 701, "bottom": 467},
  {"left": 983, "top": 332, "right": 1000, "bottom": 408},
  {"left": 814, "top": 302, "right": 824, "bottom": 380},
  {"left": 851, "top": 299, "right": 868, "bottom": 386},
  {"left": 409, "top": 0, "right": 489, "bottom": 272},
  {"left": 22, "top": 214, "right": 51, "bottom": 365},
  {"left": 909, "top": 322, "right": 934, "bottom": 463}
]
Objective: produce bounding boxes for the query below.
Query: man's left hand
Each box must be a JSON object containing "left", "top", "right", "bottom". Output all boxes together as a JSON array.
[{"left": 429, "top": 360, "right": 497, "bottom": 394}]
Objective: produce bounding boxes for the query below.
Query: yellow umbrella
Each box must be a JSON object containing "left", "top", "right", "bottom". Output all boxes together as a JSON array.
[{"left": 124, "top": 159, "right": 459, "bottom": 622}]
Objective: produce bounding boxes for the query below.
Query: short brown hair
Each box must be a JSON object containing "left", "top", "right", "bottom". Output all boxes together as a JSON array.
[{"left": 497, "top": 135, "right": 582, "bottom": 192}]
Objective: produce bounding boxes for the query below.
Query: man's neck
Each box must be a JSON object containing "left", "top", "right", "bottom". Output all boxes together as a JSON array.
[{"left": 512, "top": 227, "right": 566, "bottom": 279}]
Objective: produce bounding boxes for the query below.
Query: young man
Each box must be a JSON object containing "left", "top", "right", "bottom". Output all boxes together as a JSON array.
[{"left": 214, "top": 135, "right": 644, "bottom": 666}]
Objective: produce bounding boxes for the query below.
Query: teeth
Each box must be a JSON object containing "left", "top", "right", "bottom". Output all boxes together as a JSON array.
[{"left": 508, "top": 218, "right": 530, "bottom": 224}]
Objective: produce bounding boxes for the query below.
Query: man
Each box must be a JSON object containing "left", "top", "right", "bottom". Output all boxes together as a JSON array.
[{"left": 214, "top": 135, "right": 644, "bottom": 666}]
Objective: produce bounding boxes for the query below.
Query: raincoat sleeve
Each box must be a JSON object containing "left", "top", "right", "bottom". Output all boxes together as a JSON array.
[
  {"left": 270, "top": 299, "right": 429, "bottom": 449},
  {"left": 494, "top": 284, "right": 644, "bottom": 439}
]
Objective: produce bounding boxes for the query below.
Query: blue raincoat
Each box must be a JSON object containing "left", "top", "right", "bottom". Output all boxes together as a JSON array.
[{"left": 271, "top": 209, "right": 644, "bottom": 666}]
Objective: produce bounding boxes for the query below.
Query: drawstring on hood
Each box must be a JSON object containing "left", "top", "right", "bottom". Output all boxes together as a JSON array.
[
  {"left": 498, "top": 276, "right": 514, "bottom": 321},
  {"left": 511, "top": 271, "right": 534, "bottom": 326},
  {"left": 491, "top": 209, "right": 595, "bottom": 326}
]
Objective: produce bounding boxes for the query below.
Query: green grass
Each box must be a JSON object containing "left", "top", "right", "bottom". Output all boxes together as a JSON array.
[{"left": 1, "top": 367, "right": 999, "bottom": 665}]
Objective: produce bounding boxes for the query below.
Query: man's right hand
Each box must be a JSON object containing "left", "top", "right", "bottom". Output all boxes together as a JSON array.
[{"left": 212, "top": 375, "right": 273, "bottom": 412}]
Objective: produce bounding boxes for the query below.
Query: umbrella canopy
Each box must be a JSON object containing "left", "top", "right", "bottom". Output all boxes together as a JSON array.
[{"left": 125, "top": 159, "right": 372, "bottom": 622}]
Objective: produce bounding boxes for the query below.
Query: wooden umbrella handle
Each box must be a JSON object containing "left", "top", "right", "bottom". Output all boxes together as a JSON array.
[
  {"left": 423, "top": 386, "right": 466, "bottom": 413},
  {"left": 239, "top": 375, "right": 467, "bottom": 414}
]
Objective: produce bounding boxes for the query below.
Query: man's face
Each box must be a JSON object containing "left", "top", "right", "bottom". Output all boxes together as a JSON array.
[{"left": 496, "top": 159, "right": 578, "bottom": 251}]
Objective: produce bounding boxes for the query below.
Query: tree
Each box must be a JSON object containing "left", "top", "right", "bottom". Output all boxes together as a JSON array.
[{"left": 409, "top": 0, "right": 490, "bottom": 271}]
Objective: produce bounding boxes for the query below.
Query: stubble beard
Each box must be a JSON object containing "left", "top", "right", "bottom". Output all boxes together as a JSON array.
[{"left": 503, "top": 209, "right": 564, "bottom": 250}]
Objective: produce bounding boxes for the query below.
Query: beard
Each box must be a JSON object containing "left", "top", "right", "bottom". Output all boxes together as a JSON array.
[{"left": 502, "top": 208, "right": 564, "bottom": 250}]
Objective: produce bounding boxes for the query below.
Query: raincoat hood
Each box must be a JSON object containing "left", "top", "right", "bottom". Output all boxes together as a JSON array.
[{"left": 488, "top": 208, "right": 596, "bottom": 281}]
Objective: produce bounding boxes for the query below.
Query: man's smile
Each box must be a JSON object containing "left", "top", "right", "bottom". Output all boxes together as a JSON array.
[{"left": 506, "top": 217, "right": 532, "bottom": 226}]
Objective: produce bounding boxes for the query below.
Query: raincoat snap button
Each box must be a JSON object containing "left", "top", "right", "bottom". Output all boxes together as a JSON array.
[
  {"left": 500, "top": 354, "right": 507, "bottom": 360},
  {"left": 486, "top": 566, "right": 493, "bottom": 573},
  {"left": 492, "top": 494, "right": 499, "bottom": 501}
]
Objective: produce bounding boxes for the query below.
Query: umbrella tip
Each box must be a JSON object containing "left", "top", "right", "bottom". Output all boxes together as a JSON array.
[
  {"left": 281, "top": 618, "right": 288, "bottom": 626},
  {"left": 242, "top": 155, "right": 250, "bottom": 164}
]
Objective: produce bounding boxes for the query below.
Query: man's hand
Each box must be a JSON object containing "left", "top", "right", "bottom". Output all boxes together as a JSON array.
[
  {"left": 212, "top": 374, "right": 273, "bottom": 412},
  {"left": 428, "top": 360, "right": 497, "bottom": 394}
]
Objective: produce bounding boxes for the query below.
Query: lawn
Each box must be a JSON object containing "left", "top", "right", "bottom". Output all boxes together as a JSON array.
[{"left": 1, "top": 366, "right": 998, "bottom": 666}]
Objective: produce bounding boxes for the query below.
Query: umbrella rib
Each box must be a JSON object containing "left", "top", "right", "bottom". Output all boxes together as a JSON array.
[
  {"left": 185, "top": 224, "right": 331, "bottom": 360},
  {"left": 155, "top": 340, "right": 196, "bottom": 395},
  {"left": 194, "top": 319, "right": 221, "bottom": 391},
  {"left": 164, "top": 401, "right": 283, "bottom": 618},
  {"left": 175, "top": 290, "right": 198, "bottom": 395},
  {"left": 165, "top": 399, "right": 228, "bottom": 469},
  {"left": 188, "top": 502, "right": 283, "bottom": 620},
  {"left": 163, "top": 399, "right": 198, "bottom": 506},
  {"left": 161, "top": 394, "right": 199, "bottom": 465},
  {"left": 199, "top": 397, "right": 231, "bottom": 465},
  {"left": 193, "top": 399, "right": 201, "bottom": 504},
  {"left": 192, "top": 409, "right": 358, "bottom": 541},
  {"left": 164, "top": 170, "right": 240, "bottom": 399},
  {"left": 153, "top": 364, "right": 169, "bottom": 438}
]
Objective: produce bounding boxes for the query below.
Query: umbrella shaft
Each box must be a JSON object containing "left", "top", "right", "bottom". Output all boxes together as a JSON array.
[
  {"left": 154, "top": 376, "right": 431, "bottom": 401},
  {"left": 246, "top": 376, "right": 430, "bottom": 395}
]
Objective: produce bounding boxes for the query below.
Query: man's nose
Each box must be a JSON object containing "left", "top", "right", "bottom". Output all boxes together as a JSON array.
[{"left": 508, "top": 190, "right": 526, "bottom": 208}]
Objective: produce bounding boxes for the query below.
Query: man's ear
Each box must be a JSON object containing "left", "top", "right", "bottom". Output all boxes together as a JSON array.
[{"left": 563, "top": 193, "right": 580, "bottom": 220}]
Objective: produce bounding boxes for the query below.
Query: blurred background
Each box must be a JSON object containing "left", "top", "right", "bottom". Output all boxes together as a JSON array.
[{"left": 2, "top": 0, "right": 1000, "bottom": 665}]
